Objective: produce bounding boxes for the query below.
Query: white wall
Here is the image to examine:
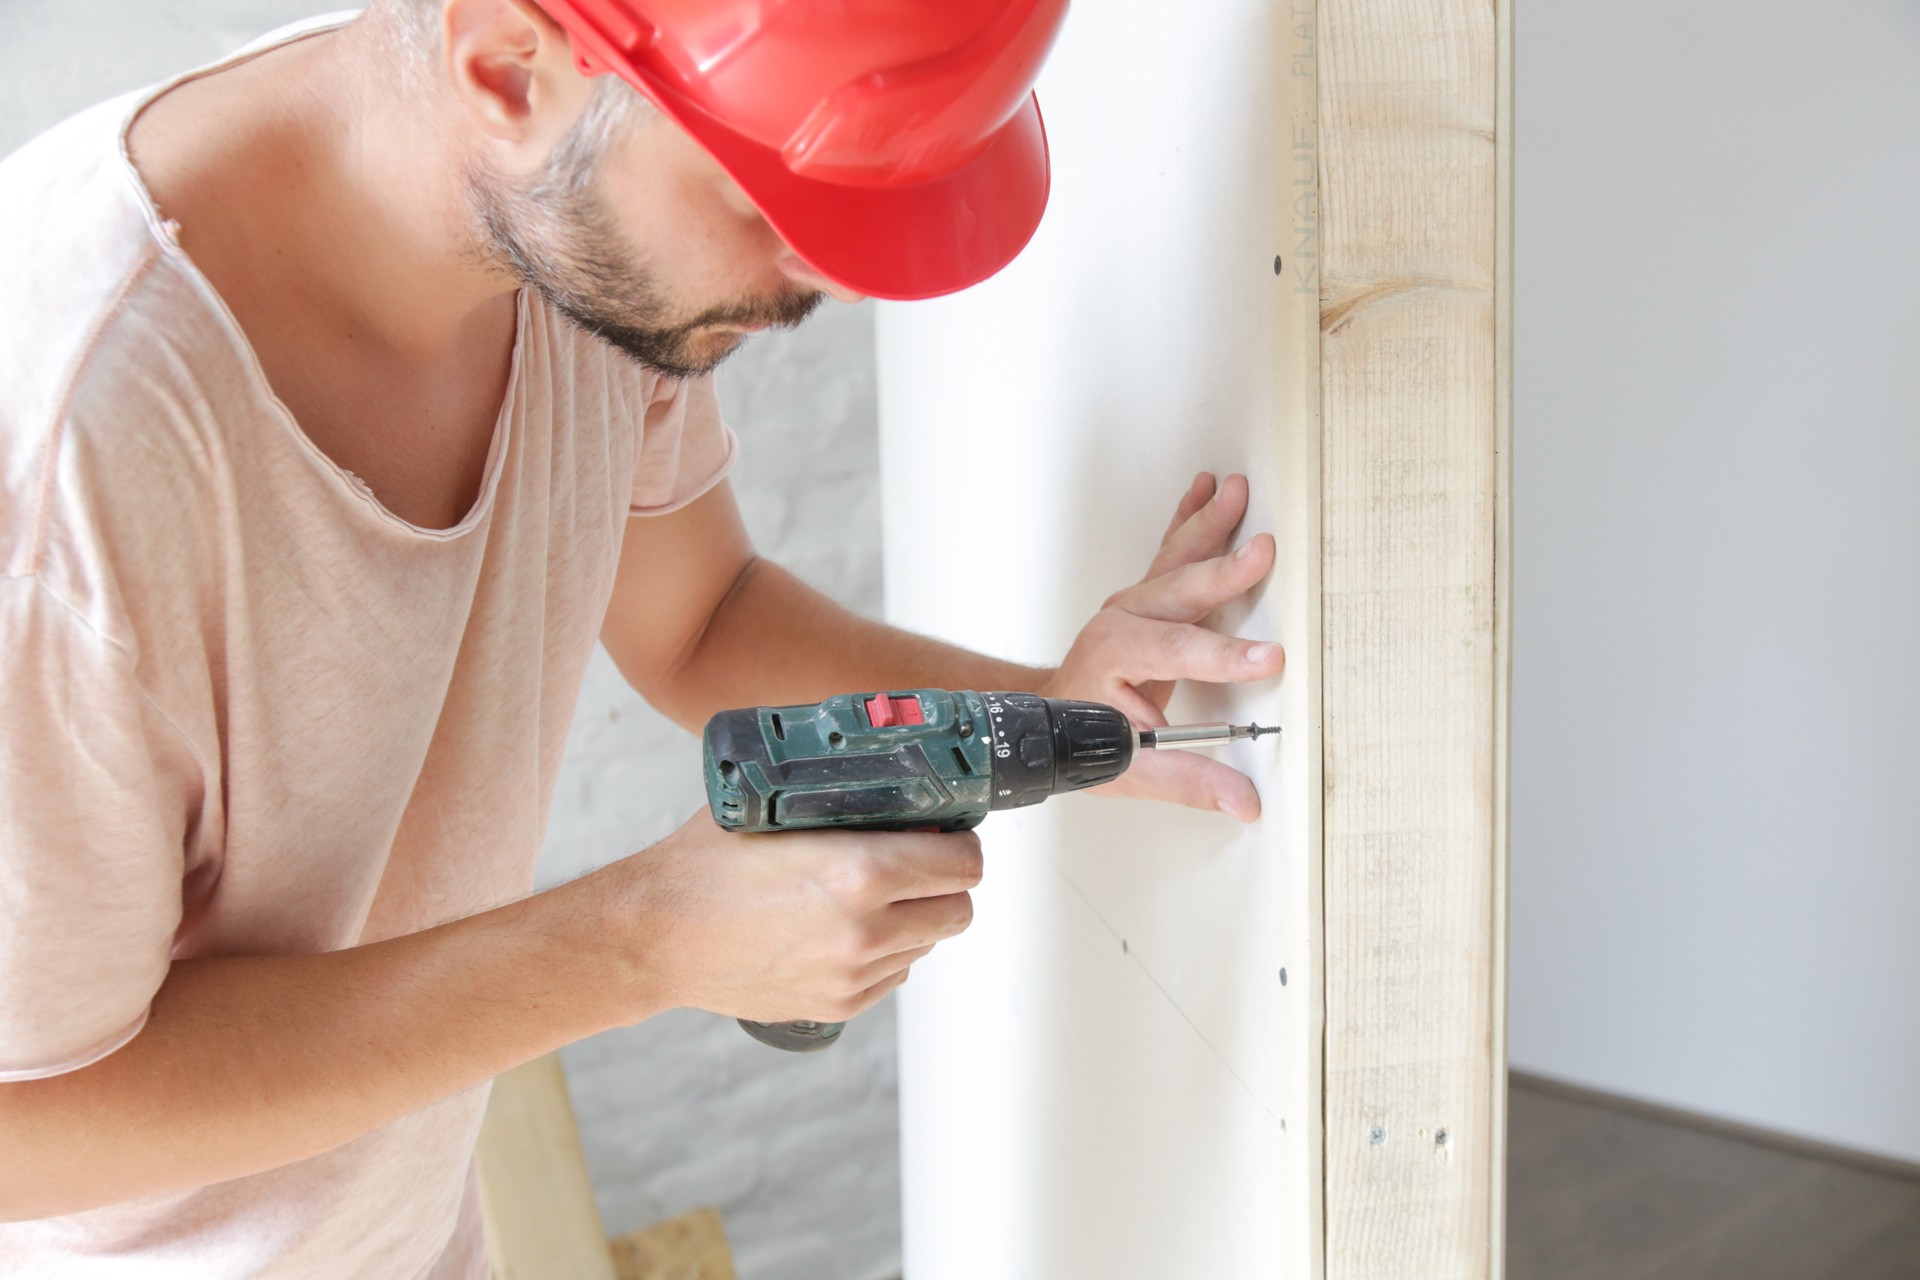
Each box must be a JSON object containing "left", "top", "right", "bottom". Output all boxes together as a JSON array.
[
  {"left": 1512, "top": 0, "right": 1920, "bottom": 1163},
  {"left": 4, "top": 10, "right": 897, "bottom": 1277},
  {"left": 877, "top": 1, "right": 1318, "bottom": 1275}
]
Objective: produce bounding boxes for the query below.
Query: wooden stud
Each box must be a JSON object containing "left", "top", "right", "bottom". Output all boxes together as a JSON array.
[
  {"left": 1279, "top": 3, "right": 1330, "bottom": 1274},
  {"left": 1316, "top": 0, "right": 1511, "bottom": 1275},
  {"left": 1491, "top": 0, "right": 1515, "bottom": 1269},
  {"left": 476, "top": 1053, "right": 619, "bottom": 1280}
]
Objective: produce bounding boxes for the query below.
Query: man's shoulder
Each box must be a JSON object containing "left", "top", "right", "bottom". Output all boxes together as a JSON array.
[
  {"left": 0, "top": 91, "right": 185, "bottom": 452},
  {"left": 0, "top": 90, "right": 160, "bottom": 315},
  {"left": 0, "top": 96, "right": 251, "bottom": 602}
]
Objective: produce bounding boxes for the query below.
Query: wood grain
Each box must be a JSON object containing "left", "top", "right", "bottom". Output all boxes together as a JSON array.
[
  {"left": 609, "top": 1207, "right": 737, "bottom": 1280},
  {"left": 1279, "top": 2, "right": 1329, "bottom": 1274},
  {"left": 1316, "top": 0, "right": 1510, "bottom": 1274},
  {"left": 476, "top": 1053, "right": 619, "bottom": 1280},
  {"left": 1489, "top": 0, "right": 1515, "bottom": 1269}
]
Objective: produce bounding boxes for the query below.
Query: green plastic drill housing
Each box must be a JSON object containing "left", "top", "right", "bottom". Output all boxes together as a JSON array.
[{"left": 703, "top": 688, "right": 1137, "bottom": 1052}]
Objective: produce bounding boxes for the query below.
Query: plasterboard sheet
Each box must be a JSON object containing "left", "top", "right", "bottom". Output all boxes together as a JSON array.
[
  {"left": 895, "top": 806, "right": 1293, "bottom": 1279},
  {"left": 877, "top": 0, "right": 1320, "bottom": 1273}
]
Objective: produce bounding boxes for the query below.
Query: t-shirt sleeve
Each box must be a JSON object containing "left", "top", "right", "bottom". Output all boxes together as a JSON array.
[
  {"left": 628, "top": 373, "right": 740, "bottom": 517},
  {"left": 0, "top": 576, "right": 193, "bottom": 1082}
]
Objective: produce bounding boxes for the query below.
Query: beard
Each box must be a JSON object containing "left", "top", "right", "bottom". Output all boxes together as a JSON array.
[{"left": 464, "top": 138, "right": 821, "bottom": 379}]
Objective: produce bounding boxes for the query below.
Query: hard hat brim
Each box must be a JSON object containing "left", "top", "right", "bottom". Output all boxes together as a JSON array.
[{"left": 647, "top": 83, "right": 1052, "bottom": 303}]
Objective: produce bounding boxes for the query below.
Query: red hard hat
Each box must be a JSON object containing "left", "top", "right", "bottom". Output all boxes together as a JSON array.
[{"left": 536, "top": 0, "right": 1067, "bottom": 301}]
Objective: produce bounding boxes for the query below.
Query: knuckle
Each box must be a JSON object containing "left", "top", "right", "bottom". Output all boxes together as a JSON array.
[
  {"left": 1202, "top": 631, "right": 1237, "bottom": 670},
  {"left": 1085, "top": 610, "right": 1125, "bottom": 649},
  {"left": 1178, "top": 565, "right": 1220, "bottom": 611},
  {"left": 1162, "top": 625, "right": 1197, "bottom": 663},
  {"left": 826, "top": 855, "right": 880, "bottom": 902},
  {"left": 840, "top": 923, "right": 883, "bottom": 960},
  {"left": 860, "top": 919, "right": 897, "bottom": 956}
]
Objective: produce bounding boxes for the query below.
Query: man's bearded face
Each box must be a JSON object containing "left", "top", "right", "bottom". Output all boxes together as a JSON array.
[{"left": 466, "top": 108, "right": 823, "bottom": 379}]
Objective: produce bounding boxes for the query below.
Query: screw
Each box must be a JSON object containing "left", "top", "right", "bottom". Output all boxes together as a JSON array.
[
  {"left": 1369, "top": 1125, "right": 1388, "bottom": 1146},
  {"left": 1273, "top": 254, "right": 1284, "bottom": 275},
  {"left": 1435, "top": 1128, "right": 1450, "bottom": 1148},
  {"left": 1278, "top": 967, "right": 1288, "bottom": 986}
]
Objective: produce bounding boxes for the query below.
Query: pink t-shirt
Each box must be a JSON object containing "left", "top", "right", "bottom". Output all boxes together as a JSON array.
[{"left": 0, "top": 16, "right": 737, "bottom": 1277}]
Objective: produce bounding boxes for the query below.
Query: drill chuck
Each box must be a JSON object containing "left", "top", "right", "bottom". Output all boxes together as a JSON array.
[{"left": 977, "top": 691, "right": 1137, "bottom": 810}]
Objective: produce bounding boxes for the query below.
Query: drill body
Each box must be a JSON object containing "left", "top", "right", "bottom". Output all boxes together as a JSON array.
[
  {"left": 702, "top": 688, "right": 1138, "bottom": 1051},
  {"left": 703, "top": 689, "right": 1137, "bottom": 835}
]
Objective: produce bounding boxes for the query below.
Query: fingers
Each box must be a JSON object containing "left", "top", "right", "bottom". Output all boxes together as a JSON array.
[
  {"left": 1102, "top": 684, "right": 1168, "bottom": 732},
  {"left": 786, "top": 891, "right": 969, "bottom": 1023},
  {"left": 839, "top": 901, "right": 968, "bottom": 1016},
  {"left": 874, "top": 891, "right": 974, "bottom": 954},
  {"left": 845, "top": 966, "right": 912, "bottom": 1017},
  {"left": 797, "top": 963, "right": 915, "bottom": 1025},
  {"left": 1105, "top": 746, "right": 1263, "bottom": 822},
  {"left": 1161, "top": 471, "right": 1216, "bottom": 543},
  {"left": 1088, "top": 610, "right": 1285, "bottom": 686},
  {"left": 1108, "top": 533, "right": 1276, "bottom": 624},
  {"left": 856, "top": 942, "right": 937, "bottom": 985},
  {"left": 1143, "top": 472, "right": 1251, "bottom": 583},
  {"left": 814, "top": 829, "right": 983, "bottom": 904}
]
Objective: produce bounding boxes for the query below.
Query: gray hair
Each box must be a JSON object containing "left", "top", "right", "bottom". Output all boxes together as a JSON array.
[{"left": 374, "top": 0, "right": 649, "bottom": 150}]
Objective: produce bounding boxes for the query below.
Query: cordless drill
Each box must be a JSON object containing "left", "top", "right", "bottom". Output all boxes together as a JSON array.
[{"left": 702, "top": 688, "right": 1277, "bottom": 1052}]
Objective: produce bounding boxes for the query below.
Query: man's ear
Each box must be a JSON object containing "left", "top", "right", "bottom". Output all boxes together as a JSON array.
[{"left": 439, "top": 0, "right": 590, "bottom": 164}]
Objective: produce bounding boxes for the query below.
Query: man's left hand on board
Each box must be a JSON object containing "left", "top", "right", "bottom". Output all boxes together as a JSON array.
[{"left": 1038, "top": 471, "right": 1282, "bottom": 823}]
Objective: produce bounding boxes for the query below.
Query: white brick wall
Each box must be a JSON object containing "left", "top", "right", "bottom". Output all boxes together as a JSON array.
[
  {"left": 4, "top": 10, "right": 898, "bottom": 1278},
  {"left": 538, "top": 303, "right": 900, "bottom": 1280}
]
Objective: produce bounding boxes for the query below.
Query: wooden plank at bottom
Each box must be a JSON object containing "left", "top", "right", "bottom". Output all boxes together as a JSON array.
[
  {"left": 610, "top": 1207, "right": 738, "bottom": 1280},
  {"left": 476, "top": 1053, "right": 618, "bottom": 1280}
]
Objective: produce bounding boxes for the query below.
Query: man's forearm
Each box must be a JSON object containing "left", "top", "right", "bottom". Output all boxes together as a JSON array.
[
  {"left": 649, "top": 557, "right": 1052, "bottom": 729},
  {"left": 0, "top": 870, "right": 647, "bottom": 1223}
]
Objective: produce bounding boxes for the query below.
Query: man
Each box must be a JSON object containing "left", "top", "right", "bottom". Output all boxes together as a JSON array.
[{"left": 0, "top": 1, "right": 1284, "bottom": 1274}]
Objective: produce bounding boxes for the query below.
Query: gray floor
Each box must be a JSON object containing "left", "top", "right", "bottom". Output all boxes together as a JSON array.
[{"left": 1509, "top": 1078, "right": 1920, "bottom": 1280}]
